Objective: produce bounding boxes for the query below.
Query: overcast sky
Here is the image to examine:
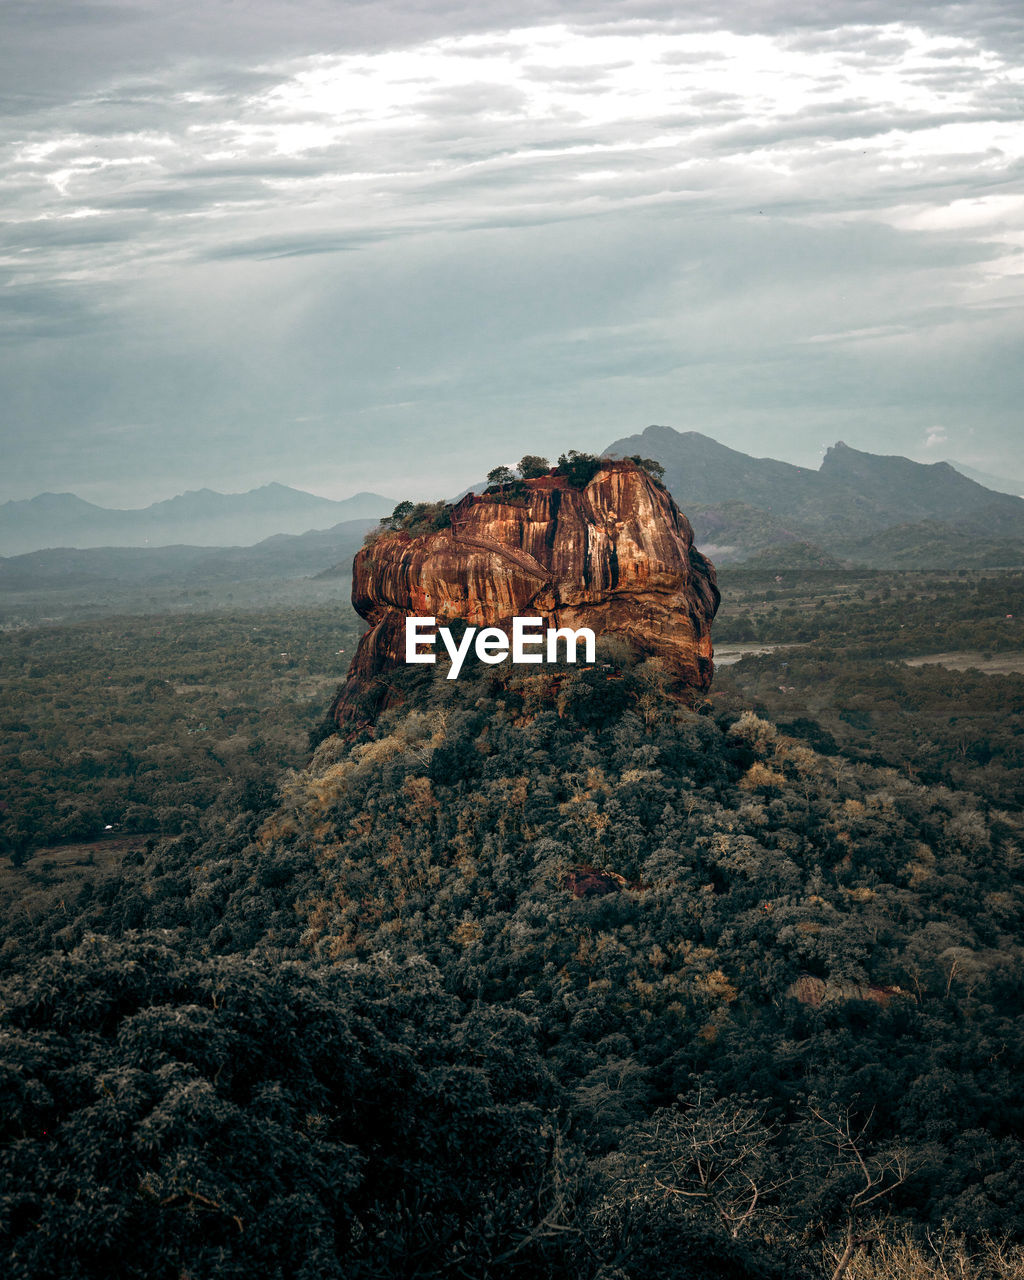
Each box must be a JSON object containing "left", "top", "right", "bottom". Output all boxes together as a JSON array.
[{"left": 2, "top": 0, "right": 1022, "bottom": 505}]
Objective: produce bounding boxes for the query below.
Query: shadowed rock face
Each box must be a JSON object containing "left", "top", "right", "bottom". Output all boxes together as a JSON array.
[{"left": 332, "top": 460, "right": 719, "bottom": 723}]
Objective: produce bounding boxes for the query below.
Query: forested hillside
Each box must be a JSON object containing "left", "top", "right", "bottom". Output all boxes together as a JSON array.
[{"left": 2, "top": 578, "right": 1023, "bottom": 1278}]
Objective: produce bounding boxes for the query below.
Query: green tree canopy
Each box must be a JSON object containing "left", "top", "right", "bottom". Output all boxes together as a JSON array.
[{"left": 518, "top": 455, "right": 551, "bottom": 479}]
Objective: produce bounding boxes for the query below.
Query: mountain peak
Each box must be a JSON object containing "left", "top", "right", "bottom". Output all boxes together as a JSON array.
[
  {"left": 600, "top": 428, "right": 1024, "bottom": 554},
  {"left": 1, "top": 491, "right": 102, "bottom": 512},
  {"left": 636, "top": 425, "right": 729, "bottom": 449}
]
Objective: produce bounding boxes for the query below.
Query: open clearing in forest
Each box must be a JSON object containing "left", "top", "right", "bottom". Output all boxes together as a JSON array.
[
  {"left": 904, "top": 650, "right": 1024, "bottom": 674},
  {"left": 0, "top": 833, "right": 159, "bottom": 932}
]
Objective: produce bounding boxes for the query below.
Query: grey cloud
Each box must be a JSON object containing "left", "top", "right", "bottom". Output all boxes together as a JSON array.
[
  {"left": 522, "top": 61, "right": 632, "bottom": 85},
  {"left": 0, "top": 214, "right": 153, "bottom": 249},
  {"left": 201, "top": 232, "right": 375, "bottom": 261},
  {"left": 89, "top": 187, "right": 251, "bottom": 214},
  {"left": 702, "top": 105, "right": 1024, "bottom": 155},
  {"left": 781, "top": 27, "right": 914, "bottom": 55},
  {"left": 657, "top": 49, "right": 729, "bottom": 64},
  {"left": 172, "top": 158, "right": 346, "bottom": 182},
  {"left": 415, "top": 81, "right": 532, "bottom": 117},
  {"left": 0, "top": 4, "right": 1019, "bottom": 117},
  {"left": 0, "top": 279, "right": 118, "bottom": 340},
  {"left": 685, "top": 91, "right": 745, "bottom": 109},
  {"left": 906, "top": 68, "right": 998, "bottom": 85}
]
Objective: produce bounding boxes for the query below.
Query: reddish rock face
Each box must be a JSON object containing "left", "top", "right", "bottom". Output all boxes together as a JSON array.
[
  {"left": 332, "top": 460, "right": 719, "bottom": 723},
  {"left": 564, "top": 867, "right": 631, "bottom": 899},
  {"left": 786, "top": 975, "right": 909, "bottom": 1009}
]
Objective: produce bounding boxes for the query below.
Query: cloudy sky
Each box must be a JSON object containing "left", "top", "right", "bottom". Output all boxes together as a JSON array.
[{"left": 2, "top": 0, "right": 1023, "bottom": 505}]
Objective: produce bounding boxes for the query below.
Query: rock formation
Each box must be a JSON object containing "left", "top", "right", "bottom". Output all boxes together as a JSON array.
[{"left": 331, "top": 460, "right": 719, "bottom": 723}]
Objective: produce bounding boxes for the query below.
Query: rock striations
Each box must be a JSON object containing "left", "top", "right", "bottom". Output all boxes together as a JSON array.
[{"left": 331, "top": 460, "right": 719, "bottom": 723}]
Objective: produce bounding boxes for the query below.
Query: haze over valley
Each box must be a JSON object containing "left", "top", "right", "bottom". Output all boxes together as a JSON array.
[{"left": 3, "top": 428, "right": 1023, "bottom": 627}]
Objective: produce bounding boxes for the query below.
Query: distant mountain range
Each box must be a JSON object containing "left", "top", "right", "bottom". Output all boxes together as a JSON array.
[
  {"left": 5, "top": 432, "right": 1024, "bottom": 580},
  {"left": 945, "top": 461, "right": 1024, "bottom": 498},
  {"left": 0, "top": 518, "right": 375, "bottom": 592},
  {"left": 605, "top": 427, "right": 1024, "bottom": 567},
  {"left": 0, "top": 517, "right": 380, "bottom": 625},
  {"left": 0, "top": 484, "right": 392, "bottom": 557}
]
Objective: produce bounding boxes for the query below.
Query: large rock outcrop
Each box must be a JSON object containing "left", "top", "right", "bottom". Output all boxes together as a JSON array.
[{"left": 331, "top": 460, "right": 719, "bottom": 723}]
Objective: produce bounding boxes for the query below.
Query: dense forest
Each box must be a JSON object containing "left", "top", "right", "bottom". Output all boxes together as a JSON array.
[
  {"left": 1, "top": 571, "right": 1023, "bottom": 1278},
  {"left": 0, "top": 609, "right": 363, "bottom": 859},
  {"left": 714, "top": 569, "right": 1023, "bottom": 654}
]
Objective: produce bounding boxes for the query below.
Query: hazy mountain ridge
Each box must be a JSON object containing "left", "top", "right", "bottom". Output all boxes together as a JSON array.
[
  {"left": 0, "top": 484, "right": 392, "bottom": 556},
  {"left": 947, "top": 459, "right": 1024, "bottom": 497},
  {"left": 0, "top": 518, "right": 375, "bottom": 591},
  {"left": 0, "top": 519, "right": 379, "bottom": 625},
  {"left": 8, "top": 430, "right": 1024, "bottom": 576},
  {"left": 606, "top": 427, "right": 1024, "bottom": 566}
]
